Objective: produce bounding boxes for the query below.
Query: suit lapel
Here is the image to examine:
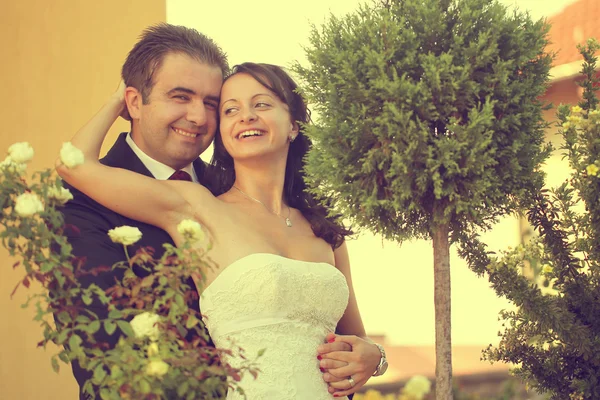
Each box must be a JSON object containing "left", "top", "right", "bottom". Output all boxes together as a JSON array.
[
  {"left": 192, "top": 158, "right": 206, "bottom": 182},
  {"left": 101, "top": 132, "right": 154, "bottom": 177}
]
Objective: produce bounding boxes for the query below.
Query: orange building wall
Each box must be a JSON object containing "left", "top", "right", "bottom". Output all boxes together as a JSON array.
[
  {"left": 547, "top": 0, "right": 600, "bottom": 67},
  {"left": 0, "top": 2, "right": 165, "bottom": 398}
]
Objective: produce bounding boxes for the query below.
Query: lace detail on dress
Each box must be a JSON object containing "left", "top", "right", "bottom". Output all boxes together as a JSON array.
[{"left": 201, "top": 253, "right": 350, "bottom": 399}]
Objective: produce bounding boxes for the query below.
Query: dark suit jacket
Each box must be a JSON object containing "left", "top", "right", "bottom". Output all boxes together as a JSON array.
[{"left": 60, "top": 132, "right": 217, "bottom": 399}]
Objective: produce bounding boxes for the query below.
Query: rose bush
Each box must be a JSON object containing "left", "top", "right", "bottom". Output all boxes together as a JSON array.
[{"left": 0, "top": 142, "right": 259, "bottom": 399}]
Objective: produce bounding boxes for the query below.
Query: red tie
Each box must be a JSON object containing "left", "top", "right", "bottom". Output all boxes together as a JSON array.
[{"left": 169, "top": 170, "right": 192, "bottom": 181}]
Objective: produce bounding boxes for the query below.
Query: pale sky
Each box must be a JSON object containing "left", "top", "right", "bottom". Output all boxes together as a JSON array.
[{"left": 166, "top": 0, "right": 579, "bottom": 346}]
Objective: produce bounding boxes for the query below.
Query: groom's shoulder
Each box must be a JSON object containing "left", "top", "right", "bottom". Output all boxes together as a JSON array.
[
  {"left": 100, "top": 132, "right": 140, "bottom": 170},
  {"left": 61, "top": 133, "right": 142, "bottom": 219},
  {"left": 195, "top": 160, "right": 222, "bottom": 195}
]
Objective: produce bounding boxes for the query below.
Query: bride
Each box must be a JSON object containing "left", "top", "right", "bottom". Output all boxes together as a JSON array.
[{"left": 57, "top": 62, "right": 383, "bottom": 399}]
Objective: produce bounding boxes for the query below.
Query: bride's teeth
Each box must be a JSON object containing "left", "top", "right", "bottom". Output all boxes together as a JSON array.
[{"left": 239, "top": 130, "right": 263, "bottom": 138}]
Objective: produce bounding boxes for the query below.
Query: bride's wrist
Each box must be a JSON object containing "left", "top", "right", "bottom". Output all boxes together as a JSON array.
[
  {"left": 104, "top": 94, "right": 126, "bottom": 120},
  {"left": 108, "top": 93, "right": 125, "bottom": 108}
]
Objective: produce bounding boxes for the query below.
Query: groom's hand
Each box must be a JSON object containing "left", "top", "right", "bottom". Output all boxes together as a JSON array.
[
  {"left": 317, "top": 333, "right": 351, "bottom": 396},
  {"left": 317, "top": 332, "right": 381, "bottom": 397},
  {"left": 318, "top": 332, "right": 352, "bottom": 355}
]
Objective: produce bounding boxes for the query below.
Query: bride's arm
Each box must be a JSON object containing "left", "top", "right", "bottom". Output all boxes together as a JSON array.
[
  {"left": 332, "top": 241, "right": 367, "bottom": 337},
  {"left": 316, "top": 241, "right": 382, "bottom": 397},
  {"left": 56, "top": 85, "right": 207, "bottom": 232}
]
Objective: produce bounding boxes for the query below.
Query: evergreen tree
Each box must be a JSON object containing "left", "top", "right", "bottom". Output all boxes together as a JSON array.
[
  {"left": 293, "top": 1, "right": 552, "bottom": 398},
  {"left": 459, "top": 38, "right": 600, "bottom": 400}
]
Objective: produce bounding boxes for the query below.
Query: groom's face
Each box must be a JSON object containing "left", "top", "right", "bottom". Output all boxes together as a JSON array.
[{"left": 132, "top": 52, "right": 223, "bottom": 170}]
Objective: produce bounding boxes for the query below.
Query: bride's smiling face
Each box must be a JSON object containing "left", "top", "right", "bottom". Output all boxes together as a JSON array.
[{"left": 218, "top": 73, "right": 298, "bottom": 161}]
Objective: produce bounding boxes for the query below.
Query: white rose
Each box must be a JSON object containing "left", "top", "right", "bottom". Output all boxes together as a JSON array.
[
  {"left": 402, "top": 375, "right": 432, "bottom": 398},
  {"left": 107, "top": 225, "right": 142, "bottom": 246},
  {"left": 130, "top": 312, "right": 160, "bottom": 340},
  {"left": 8, "top": 142, "right": 34, "bottom": 164},
  {"left": 14, "top": 192, "right": 44, "bottom": 217},
  {"left": 177, "top": 219, "right": 204, "bottom": 243},
  {"left": 59, "top": 142, "right": 84, "bottom": 168},
  {"left": 48, "top": 186, "right": 73, "bottom": 205},
  {"left": 146, "top": 359, "right": 169, "bottom": 377},
  {"left": 0, "top": 156, "right": 26, "bottom": 175}
]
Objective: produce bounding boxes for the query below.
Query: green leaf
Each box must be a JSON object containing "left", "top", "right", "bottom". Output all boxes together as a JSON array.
[
  {"left": 104, "top": 320, "right": 116, "bottom": 335},
  {"left": 116, "top": 320, "right": 134, "bottom": 337},
  {"left": 39, "top": 262, "right": 54, "bottom": 273},
  {"left": 51, "top": 355, "right": 59, "bottom": 373},
  {"left": 93, "top": 363, "right": 106, "bottom": 383},
  {"left": 175, "top": 323, "right": 187, "bottom": 337},
  {"left": 109, "top": 364, "right": 122, "bottom": 379},
  {"left": 56, "top": 329, "right": 69, "bottom": 345},
  {"left": 177, "top": 381, "right": 190, "bottom": 397},
  {"left": 257, "top": 348, "right": 266, "bottom": 357},
  {"left": 87, "top": 320, "right": 100, "bottom": 334},
  {"left": 82, "top": 294, "right": 92, "bottom": 305},
  {"left": 58, "top": 351, "right": 70, "bottom": 363},
  {"left": 175, "top": 294, "right": 184, "bottom": 308},
  {"left": 185, "top": 315, "right": 199, "bottom": 329},
  {"left": 108, "top": 309, "right": 122, "bottom": 319},
  {"left": 56, "top": 311, "right": 70, "bottom": 324},
  {"left": 75, "top": 315, "right": 91, "bottom": 324},
  {"left": 139, "top": 379, "right": 151, "bottom": 394},
  {"left": 68, "top": 334, "right": 82, "bottom": 353},
  {"left": 82, "top": 382, "right": 94, "bottom": 398},
  {"left": 140, "top": 275, "right": 155, "bottom": 288}
]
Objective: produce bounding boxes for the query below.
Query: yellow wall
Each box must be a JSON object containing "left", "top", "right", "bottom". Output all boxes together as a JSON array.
[{"left": 0, "top": 2, "right": 165, "bottom": 398}]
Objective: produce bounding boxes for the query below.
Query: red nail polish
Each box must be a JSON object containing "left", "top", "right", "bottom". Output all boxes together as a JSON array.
[
  {"left": 320, "top": 367, "right": 325, "bottom": 372},
  {"left": 327, "top": 337, "right": 336, "bottom": 343},
  {"left": 333, "top": 394, "right": 340, "bottom": 398},
  {"left": 317, "top": 355, "right": 322, "bottom": 360}
]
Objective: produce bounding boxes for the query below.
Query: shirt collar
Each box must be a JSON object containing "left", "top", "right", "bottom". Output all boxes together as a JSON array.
[{"left": 125, "top": 133, "right": 198, "bottom": 182}]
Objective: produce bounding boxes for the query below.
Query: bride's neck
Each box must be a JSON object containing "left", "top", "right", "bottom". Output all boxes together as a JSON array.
[{"left": 232, "top": 159, "right": 287, "bottom": 211}]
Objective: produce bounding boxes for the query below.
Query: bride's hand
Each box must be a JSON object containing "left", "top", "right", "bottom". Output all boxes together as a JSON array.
[
  {"left": 317, "top": 333, "right": 381, "bottom": 397},
  {"left": 112, "top": 80, "right": 130, "bottom": 121}
]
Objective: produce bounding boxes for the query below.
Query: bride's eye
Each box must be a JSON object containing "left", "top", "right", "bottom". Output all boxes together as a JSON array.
[
  {"left": 255, "top": 102, "right": 270, "bottom": 108},
  {"left": 223, "top": 107, "right": 238, "bottom": 115}
]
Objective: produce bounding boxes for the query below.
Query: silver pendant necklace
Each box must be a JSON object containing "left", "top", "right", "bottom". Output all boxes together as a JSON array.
[{"left": 233, "top": 185, "right": 292, "bottom": 227}]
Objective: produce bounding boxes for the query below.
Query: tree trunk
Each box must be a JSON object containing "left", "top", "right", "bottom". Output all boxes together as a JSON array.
[{"left": 432, "top": 221, "right": 453, "bottom": 400}]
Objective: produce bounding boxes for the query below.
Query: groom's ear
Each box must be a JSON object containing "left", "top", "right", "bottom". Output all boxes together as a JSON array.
[{"left": 124, "top": 86, "right": 142, "bottom": 120}]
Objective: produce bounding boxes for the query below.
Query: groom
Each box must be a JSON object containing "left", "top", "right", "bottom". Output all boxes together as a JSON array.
[{"left": 60, "top": 24, "right": 227, "bottom": 399}]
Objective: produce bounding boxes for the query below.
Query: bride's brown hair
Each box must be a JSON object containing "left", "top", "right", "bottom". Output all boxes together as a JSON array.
[{"left": 211, "top": 63, "right": 352, "bottom": 249}]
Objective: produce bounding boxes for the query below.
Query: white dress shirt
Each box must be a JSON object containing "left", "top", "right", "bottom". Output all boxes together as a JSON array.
[{"left": 125, "top": 133, "right": 199, "bottom": 183}]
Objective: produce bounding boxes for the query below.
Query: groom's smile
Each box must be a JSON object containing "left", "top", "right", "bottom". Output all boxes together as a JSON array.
[{"left": 172, "top": 126, "right": 202, "bottom": 139}]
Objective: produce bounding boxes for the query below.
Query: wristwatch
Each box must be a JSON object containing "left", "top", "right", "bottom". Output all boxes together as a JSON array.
[{"left": 372, "top": 343, "right": 388, "bottom": 376}]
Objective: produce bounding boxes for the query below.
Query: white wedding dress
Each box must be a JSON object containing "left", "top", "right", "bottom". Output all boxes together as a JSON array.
[{"left": 201, "top": 253, "right": 350, "bottom": 399}]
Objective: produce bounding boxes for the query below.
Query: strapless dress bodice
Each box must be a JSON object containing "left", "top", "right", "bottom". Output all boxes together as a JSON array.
[{"left": 201, "top": 253, "right": 350, "bottom": 399}]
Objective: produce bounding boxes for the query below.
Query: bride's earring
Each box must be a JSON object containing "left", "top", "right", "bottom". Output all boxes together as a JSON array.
[{"left": 288, "top": 134, "right": 296, "bottom": 143}]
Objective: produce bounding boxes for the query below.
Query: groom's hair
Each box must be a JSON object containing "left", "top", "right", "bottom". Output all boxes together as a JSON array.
[{"left": 122, "top": 23, "right": 229, "bottom": 103}]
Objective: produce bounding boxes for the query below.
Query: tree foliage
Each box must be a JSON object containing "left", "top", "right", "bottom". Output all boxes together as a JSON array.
[{"left": 294, "top": 0, "right": 552, "bottom": 240}]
